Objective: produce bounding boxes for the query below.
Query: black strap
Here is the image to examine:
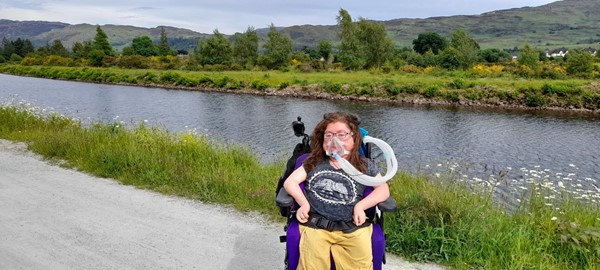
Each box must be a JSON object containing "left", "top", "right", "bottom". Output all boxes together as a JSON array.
[{"left": 302, "top": 213, "right": 371, "bottom": 233}]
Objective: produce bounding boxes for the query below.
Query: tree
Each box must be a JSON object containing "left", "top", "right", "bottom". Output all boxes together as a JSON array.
[
  {"left": 157, "top": 27, "right": 173, "bottom": 56},
  {"left": 448, "top": 29, "right": 480, "bottom": 69},
  {"left": 92, "top": 26, "right": 114, "bottom": 56},
  {"left": 37, "top": 40, "right": 70, "bottom": 57},
  {"left": 260, "top": 24, "right": 292, "bottom": 69},
  {"left": 518, "top": 44, "right": 540, "bottom": 71},
  {"left": 356, "top": 19, "right": 395, "bottom": 68},
  {"left": 478, "top": 48, "right": 510, "bottom": 63},
  {"left": 72, "top": 41, "right": 93, "bottom": 59},
  {"left": 336, "top": 8, "right": 366, "bottom": 70},
  {"left": 566, "top": 49, "right": 594, "bottom": 75},
  {"left": 12, "top": 38, "right": 35, "bottom": 57},
  {"left": 413, "top": 32, "right": 447, "bottom": 55},
  {"left": 317, "top": 41, "right": 332, "bottom": 61},
  {"left": 50, "top": 40, "right": 70, "bottom": 57},
  {"left": 439, "top": 47, "right": 461, "bottom": 70},
  {"left": 196, "top": 29, "right": 232, "bottom": 65},
  {"left": 126, "top": 36, "right": 157, "bottom": 57},
  {"left": 232, "top": 26, "right": 259, "bottom": 68},
  {"left": 1, "top": 37, "right": 15, "bottom": 59}
]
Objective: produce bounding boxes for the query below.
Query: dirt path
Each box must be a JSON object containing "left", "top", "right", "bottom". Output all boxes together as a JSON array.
[{"left": 0, "top": 139, "right": 445, "bottom": 270}]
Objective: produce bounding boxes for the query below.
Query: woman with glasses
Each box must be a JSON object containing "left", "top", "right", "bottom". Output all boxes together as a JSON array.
[{"left": 283, "top": 111, "right": 390, "bottom": 270}]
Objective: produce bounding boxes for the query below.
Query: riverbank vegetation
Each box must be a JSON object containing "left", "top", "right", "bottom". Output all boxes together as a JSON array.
[
  {"left": 1, "top": 64, "right": 600, "bottom": 112},
  {"left": 2, "top": 9, "right": 600, "bottom": 112},
  {"left": 1, "top": 105, "right": 598, "bottom": 269}
]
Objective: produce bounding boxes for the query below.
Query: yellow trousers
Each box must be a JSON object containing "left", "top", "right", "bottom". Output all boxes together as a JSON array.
[{"left": 297, "top": 224, "right": 373, "bottom": 270}]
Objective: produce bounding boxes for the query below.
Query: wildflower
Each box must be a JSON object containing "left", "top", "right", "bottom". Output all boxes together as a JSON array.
[{"left": 551, "top": 217, "right": 558, "bottom": 221}]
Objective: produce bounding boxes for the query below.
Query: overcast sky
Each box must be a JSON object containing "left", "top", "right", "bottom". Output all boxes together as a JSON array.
[{"left": 1, "top": 0, "right": 558, "bottom": 34}]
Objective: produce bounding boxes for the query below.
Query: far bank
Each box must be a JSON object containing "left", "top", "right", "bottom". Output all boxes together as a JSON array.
[{"left": 1, "top": 64, "right": 599, "bottom": 115}]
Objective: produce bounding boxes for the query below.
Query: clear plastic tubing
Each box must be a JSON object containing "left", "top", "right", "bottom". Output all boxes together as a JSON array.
[{"left": 333, "top": 136, "right": 398, "bottom": 186}]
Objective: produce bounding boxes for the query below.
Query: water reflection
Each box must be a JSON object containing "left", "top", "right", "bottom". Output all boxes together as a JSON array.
[{"left": 1, "top": 74, "right": 598, "bottom": 207}]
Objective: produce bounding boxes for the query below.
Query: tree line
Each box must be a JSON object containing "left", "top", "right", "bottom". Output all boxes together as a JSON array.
[{"left": 1, "top": 9, "right": 599, "bottom": 78}]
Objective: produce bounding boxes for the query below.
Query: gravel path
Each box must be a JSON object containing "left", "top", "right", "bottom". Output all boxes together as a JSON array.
[{"left": 0, "top": 139, "right": 446, "bottom": 270}]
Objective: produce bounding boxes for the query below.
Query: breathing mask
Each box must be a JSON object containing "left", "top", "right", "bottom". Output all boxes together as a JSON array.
[{"left": 325, "top": 136, "right": 350, "bottom": 157}]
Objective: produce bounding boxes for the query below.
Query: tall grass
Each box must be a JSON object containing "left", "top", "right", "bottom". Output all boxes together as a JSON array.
[
  {"left": 1, "top": 105, "right": 598, "bottom": 269},
  {"left": 0, "top": 106, "right": 281, "bottom": 212}
]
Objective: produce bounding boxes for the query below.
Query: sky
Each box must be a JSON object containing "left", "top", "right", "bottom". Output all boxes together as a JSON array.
[{"left": 1, "top": 0, "right": 558, "bottom": 34}]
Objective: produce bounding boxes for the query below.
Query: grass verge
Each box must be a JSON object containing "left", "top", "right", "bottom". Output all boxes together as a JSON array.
[{"left": 1, "top": 105, "right": 598, "bottom": 269}]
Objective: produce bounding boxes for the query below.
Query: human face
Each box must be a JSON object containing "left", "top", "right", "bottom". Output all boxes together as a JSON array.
[{"left": 323, "top": 121, "right": 355, "bottom": 156}]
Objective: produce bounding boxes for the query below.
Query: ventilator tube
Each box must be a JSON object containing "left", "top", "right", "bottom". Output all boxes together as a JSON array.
[{"left": 332, "top": 136, "right": 398, "bottom": 186}]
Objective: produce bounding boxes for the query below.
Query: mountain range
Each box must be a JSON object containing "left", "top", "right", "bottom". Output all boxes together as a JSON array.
[{"left": 1, "top": 0, "right": 599, "bottom": 52}]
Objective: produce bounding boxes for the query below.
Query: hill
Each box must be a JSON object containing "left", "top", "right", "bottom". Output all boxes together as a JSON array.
[{"left": 1, "top": 0, "right": 599, "bottom": 51}]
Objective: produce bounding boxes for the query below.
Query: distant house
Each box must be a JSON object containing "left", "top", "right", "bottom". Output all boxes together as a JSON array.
[
  {"left": 545, "top": 47, "right": 598, "bottom": 58},
  {"left": 583, "top": 47, "right": 598, "bottom": 56},
  {"left": 545, "top": 47, "right": 569, "bottom": 58},
  {"left": 177, "top": 49, "right": 189, "bottom": 57}
]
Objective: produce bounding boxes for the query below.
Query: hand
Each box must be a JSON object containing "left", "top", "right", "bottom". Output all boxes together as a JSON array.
[
  {"left": 353, "top": 205, "right": 367, "bottom": 226},
  {"left": 296, "top": 204, "right": 310, "bottom": 223}
]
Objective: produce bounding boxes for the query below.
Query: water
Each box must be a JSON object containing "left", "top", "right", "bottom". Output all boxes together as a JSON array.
[{"left": 1, "top": 74, "right": 598, "bottom": 208}]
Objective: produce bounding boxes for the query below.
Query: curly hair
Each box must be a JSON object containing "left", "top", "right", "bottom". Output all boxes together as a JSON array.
[{"left": 303, "top": 112, "right": 367, "bottom": 173}]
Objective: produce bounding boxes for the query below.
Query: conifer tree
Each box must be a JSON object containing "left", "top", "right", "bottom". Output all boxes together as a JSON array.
[
  {"left": 92, "top": 26, "right": 114, "bottom": 56},
  {"left": 157, "top": 27, "right": 172, "bottom": 56}
]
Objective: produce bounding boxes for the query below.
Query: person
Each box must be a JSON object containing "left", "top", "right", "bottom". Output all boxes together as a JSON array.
[{"left": 283, "top": 111, "right": 390, "bottom": 270}]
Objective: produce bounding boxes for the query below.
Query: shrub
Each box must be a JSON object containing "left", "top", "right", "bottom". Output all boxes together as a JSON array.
[
  {"left": 203, "top": 64, "right": 229, "bottom": 72},
  {"left": 160, "top": 72, "right": 182, "bottom": 84},
  {"left": 449, "top": 78, "right": 467, "bottom": 89},
  {"left": 278, "top": 81, "right": 290, "bottom": 90},
  {"left": 444, "top": 91, "right": 460, "bottom": 102},
  {"left": 424, "top": 85, "right": 440, "bottom": 98},
  {"left": 215, "top": 76, "right": 231, "bottom": 88},
  {"left": 541, "top": 83, "right": 577, "bottom": 97},
  {"left": 20, "top": 55, "right": 44, "bottom": 66},
  {"left": 521, "top": 88, "right": 547, "bottom": 107},
  {"left": 399, "top": 83, "right": 422, "bottom": 94},
  {"left": 226, "top": 80, "right": 242, "bottom": 90},
  {"left": 176, "top": 76, "right": 198, "bottom": 87},
  {"left": 10, "top": 53, "right": 23, "bottom": 62},
  {"left": 383, "top": 79, "right": 401, "bottom": 95},
  {"left": 250, "top": 80, "right": 269, "bottom": 91},
  {"left": 400, "top": 64, "right": 423, "bottom": 73},
  {"left": 198, "top": 76, "right": 214, "bottom": 86},
  {"left": 322, "top": 81, "right": 342, "bottom": 93},
  {"left": 138, "top": 72, "right": 158, "bottom": 84},
  {"left": 117, "top": 55, "right": 149, "bottom": 69}
]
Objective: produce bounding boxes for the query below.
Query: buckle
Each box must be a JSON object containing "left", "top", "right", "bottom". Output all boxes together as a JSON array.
[{"left": 310, "top": 216, "right": 332, "bottom": 230}]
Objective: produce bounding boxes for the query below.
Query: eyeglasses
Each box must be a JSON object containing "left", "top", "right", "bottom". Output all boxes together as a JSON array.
[{"left": 324, "top": 131, "right": 354, "bottom": 140}]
